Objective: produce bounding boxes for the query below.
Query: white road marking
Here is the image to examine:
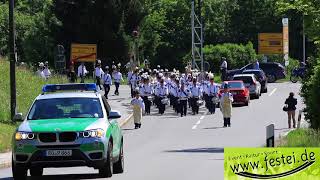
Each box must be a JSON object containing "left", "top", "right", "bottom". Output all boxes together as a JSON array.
[
  {"left": 269, "top": 88, "right": 277, "bottom": 96},
  {"left": 192, "top": 125, "right": 198, "bottom": 129},
  {"left": 196, "top": 120, "right": 201, "bottom": 125},
  {"left": 200, "top": 116, "right": 205, "bottom": 120}
]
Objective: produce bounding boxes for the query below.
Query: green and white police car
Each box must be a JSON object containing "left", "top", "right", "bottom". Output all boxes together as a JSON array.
[{"left": 12, "top": 84, "right": 124, "bottom": 180}]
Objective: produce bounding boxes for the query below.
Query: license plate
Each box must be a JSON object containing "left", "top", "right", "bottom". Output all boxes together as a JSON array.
[{"left": 46, "top": 150, "right": 72, "bottom": 157}]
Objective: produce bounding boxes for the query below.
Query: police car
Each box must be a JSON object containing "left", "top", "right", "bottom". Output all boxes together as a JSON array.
[{"left": 12, "top": 84, "right": 124, "bottom": 180}]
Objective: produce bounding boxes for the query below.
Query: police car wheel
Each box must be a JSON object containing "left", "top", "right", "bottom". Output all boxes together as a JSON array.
[
  {"left": 99, "top": 141, "right": 113, "bottom": 178},
  {"left": 12, "top": 157, "right": 27, "bottom": 180},
  {"left": 30, "top": 167, "right": 43, "bottom": 177},
  {"left": 113, "top": 140, "right": 124, "bottom": 174}
]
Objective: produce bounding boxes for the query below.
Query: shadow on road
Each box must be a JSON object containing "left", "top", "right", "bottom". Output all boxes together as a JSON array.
[
  {"left": 203, "top": 127, "right": 225, "bottom": 130},
  {"left": 164, "top": 147, "right": 224, "bottom": 154},
  {"left": 0, "top": 173, "right": 101, "bottom": 180}
]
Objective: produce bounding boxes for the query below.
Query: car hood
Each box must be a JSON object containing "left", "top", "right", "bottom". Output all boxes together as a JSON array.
[{"left": 18, "top": 118, "right": 106, "bottom": 132}]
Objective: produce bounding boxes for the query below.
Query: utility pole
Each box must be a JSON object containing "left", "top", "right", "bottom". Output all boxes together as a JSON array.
[
  {"left": 191, "top": 0, "right": 204, "bottom": 72},
  {"left": 9, "top": 0, "right": 17, "bottom": 121},
  {"left": 302, "top": 15, "right": 306, "bottom": 63}
]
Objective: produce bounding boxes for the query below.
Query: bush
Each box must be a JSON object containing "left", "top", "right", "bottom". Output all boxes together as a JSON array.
[
  {"left": 203, "top": 42, "right": 256, "bottom": 73},
  {"left": 301, "top": 57, "right": 320, "bottom": 129}
]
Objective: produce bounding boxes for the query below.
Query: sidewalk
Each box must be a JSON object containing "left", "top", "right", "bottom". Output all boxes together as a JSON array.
[{"left": 0, "top": 85, "right": 133, "bottom": 169}]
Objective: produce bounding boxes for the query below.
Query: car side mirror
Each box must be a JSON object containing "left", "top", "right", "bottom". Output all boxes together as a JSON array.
[
  {"left": 108, "top": 110, "right": 121, "bottom": 120},
  {"left": 13, "top": 113, "right": 23, "bottom": 122}
]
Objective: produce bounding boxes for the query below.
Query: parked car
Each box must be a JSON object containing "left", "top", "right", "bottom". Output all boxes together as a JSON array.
[
  {"left": 218, "top": 81, "right": 250, "bottom": 106},
  {"left": 226, "top": 62, "right": 286, "bottom": 83},
  {"left": 232, "top": 74, "right": 261, "bottom": 99},
  {"left": 242, "top": 69, "right": 268, "bottom": 93}
]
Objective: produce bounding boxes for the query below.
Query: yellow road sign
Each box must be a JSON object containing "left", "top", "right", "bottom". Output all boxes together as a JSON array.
[
  {"left": 258, "top": 33, "right": 283, "bottom": 55},
  {"left": 71, "top": 44, "right": 97, "bottom": 62}
]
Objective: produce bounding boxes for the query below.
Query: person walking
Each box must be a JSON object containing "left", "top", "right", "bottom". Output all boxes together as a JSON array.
[
  {"left": 95, "top": 61, "right": 104, "bottom": 90},
  {"left": 254, "top": 59, "right": 260, "bottom": 70},
  {"left": 103, "top": 66, "right": 112, "bottom": 99},
  {"left": 284, "top": 92, "right": 297, "bottom": 128},
  {"left": 67, "top": 65, "right": 77, "bottom": 83},
  {"left": 131, "top": 91, "right": 145, "bottom": 129},
  {"left": 220, "top": 83, "right": 234, "bottom": 127},
  {"left": 207, "top": 75, "right": 219, "bottom": 114},
  {"left": 190, "top": 78, "right": 202, "bottom": 115},
  {"left": 113, "top": 68, "right": 123, "bottom": 95},
  {"left": 154, "top": 78, "right": 168, "bottom": 115},
  {"left": 178, "top": 83, "right": 190, "bottom": 117},
  {"left": 78, "top": 62, "right": 88, "bottom": 83},
  {"left": 139, "top": 76, "right": 153, "bottom": 115}
]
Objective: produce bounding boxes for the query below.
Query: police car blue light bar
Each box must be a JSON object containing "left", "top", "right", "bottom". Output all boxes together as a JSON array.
[{"left": 42, "top": 83, "right": 97, "bottom": 93}]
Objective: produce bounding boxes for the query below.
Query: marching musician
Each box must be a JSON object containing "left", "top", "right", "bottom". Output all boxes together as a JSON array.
[
  {"left": 170, "top": 78, "right": 180, "bottom": 113},
  {"left": 129, "top": 69, "right": 139, "bottom": 98},
  {"left": 206, "top": 74, "right": 219, "bottom": 114},
  {"left": 154, "top": 78, "right": 168, "bottom": 115},
  {"left": 178, "top": 82, "right": 190, "bottom": 117},
  {"left": 113, "top": 68, "right": 123, "bottom": 96},
  {"left": 139, "top": 76, "right": 153, "bottom": 115},
  {"left": 103, "top": 66, "right": 112, "bottom": 99},
  {"left": 190, "top": 78, "right": 202, "bottom": 115}
]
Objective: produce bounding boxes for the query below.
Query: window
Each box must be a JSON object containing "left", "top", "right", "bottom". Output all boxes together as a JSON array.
[
  {"left": 223, "top": 82, "right": 244, "bottom": 89},
  {"left": 233, "top": 76, "right": 254, "bottom": 84},
  {"left": 27, "top": 98, "right": 103, "bottom": 120}
]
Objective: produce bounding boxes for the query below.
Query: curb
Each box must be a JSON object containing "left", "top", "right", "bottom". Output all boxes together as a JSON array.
[
  {"left": 119, "top": 113, "right": 133, "bottom": 127},
  {"left": 0, "top": 114, "right": 133, "bottom": 169}
]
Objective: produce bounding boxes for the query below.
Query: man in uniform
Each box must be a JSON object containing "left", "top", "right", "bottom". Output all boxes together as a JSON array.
[
  {"left": 113, "top": 67, "right": 123, "bottom": 95},
  {"left": 95, "top": 60, "right": 104, "bottom": 90},
  {"left": 78, "top": 62, "right": 88, "bottom": 83},
  {"left": 177, "top": 82, "right": 190, "bottom": 117},
  {"left": 139, "top": 76, "right": 153, "bottom": 115},
  {"left": 129, "top": 69, "right": 139, "bottom": 98},
  {"left": 154, "top": 78, "right": 168, "bottom": 115},
  {"left": 206, "top": 75, "right": 219, "bottom": 114},
  {"left": 103, "top": 66, "right": 112, "bottom": 99},
  {"left": 220, "top": 57, "right": 228, "bottom": 81},
  {"left": 190, "top": 78, "right": 202, "bottom": 115}
]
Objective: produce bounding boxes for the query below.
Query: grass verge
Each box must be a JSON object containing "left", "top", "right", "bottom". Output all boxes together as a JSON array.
[
  {"left": 0, "top": 123, "right": 16, "bottom": 152},
  {"left": 279, "top": 129, "right": 320, "bottom": 147}
]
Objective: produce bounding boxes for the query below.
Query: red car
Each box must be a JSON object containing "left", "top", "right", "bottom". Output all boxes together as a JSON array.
[{"left": 218, "top": 81, "right": 250, "bottom": 106}]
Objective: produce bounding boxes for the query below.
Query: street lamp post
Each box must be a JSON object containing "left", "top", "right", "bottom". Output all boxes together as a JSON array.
[{"left": 9, "top": 0, "right": 17, "bottom": 121}]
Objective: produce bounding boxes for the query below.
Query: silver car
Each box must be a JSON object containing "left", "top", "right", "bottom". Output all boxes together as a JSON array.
[{"left": 233, "top": 74, "right": 261, "bottom": 99}]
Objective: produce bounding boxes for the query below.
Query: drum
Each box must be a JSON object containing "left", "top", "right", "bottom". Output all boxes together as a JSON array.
[
  {"left": 161, "top": 98, "right": 169, "bottom": 105},
  {"left": 196, "top": 100, "right": 204, "bottom": 106},
  {"left": 211, "top": 96, "right": 219, "bottom": 104},
  {"left": 148, "top": 96, "right": 154, "bottom": 101}
]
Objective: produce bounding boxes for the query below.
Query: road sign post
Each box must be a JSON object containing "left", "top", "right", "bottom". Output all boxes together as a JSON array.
[
  {"left": 266, "top": 124, "right": 275, "bottom": 147},
  {"left": 282, "top": 18, "right": 289, "bottom": 67}
]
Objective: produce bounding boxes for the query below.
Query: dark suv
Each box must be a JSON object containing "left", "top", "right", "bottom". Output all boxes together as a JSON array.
[{"left": 227, "top": 62, "right": 286, "bottom": 83}]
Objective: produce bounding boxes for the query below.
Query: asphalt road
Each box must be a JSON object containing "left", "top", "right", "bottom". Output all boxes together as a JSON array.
[{"left": 0, "top": 82, "right": 304, "bottom": 180}]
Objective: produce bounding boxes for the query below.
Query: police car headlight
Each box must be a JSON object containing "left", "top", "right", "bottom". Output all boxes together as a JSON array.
[
  {"left": 82, "top": 129, "right": 104, "bottom": 138},
  {"left": 15, "top": 132, "right": 35, "bottom": 141}
]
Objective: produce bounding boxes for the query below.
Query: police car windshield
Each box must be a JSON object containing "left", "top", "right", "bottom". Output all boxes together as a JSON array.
[{"left": 27, "top": 98, "right": 103, "bottom": 120}]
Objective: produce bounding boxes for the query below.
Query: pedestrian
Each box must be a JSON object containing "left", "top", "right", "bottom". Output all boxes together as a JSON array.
[
  {"left": 37, "top": 62, "right": 46, "bottom": 79},
  {"left": 113, "top": 68, "right": 123, "bottom": 96},
  {"left": 284, "top": 92, "right": 297, "bottom": 128},
  {"left": 131, "top": 91, "right": 145, "bottom": 129},
  {"left": 178, "top": 83, "right": 190, "bottom": 117},
  {"left": 155, "top": 78, "right": 168, "bottom": 115},
  {"left": 190, "top": 78, "right": 202, "bottom": 115},
  {"left": 129, "top": 69, "right": 139, "bottom": 98},
  {"left": 43, "top": 61, "right": 51, "bottom": 80},
  {"left": 254, "top": 59, "right": 260, "bottom": 70},
  {"left": 220, "top": 57, "right": 228, "bottom": 81},
  {"left": 206, "top": 74, "right": 219, "bottom": 114},
  {"left": 67, "top": 65, "right": 77, "bottom": 83},
  {"left": 170, "top": 78, "right": 180, "bottom": 113},
  {"left": 95, "top": 61, "right": 104, "bottom": 90},
  {"left": 103, "top": 66, "right": 112, "bottom": 99},
  {"left": 78, "top": 62, "right": 88, "bottom": 83},
  {"left": 220, "top": 83, "right": 234, "bottom": 127},
  {"left": 140, "top": 76, "right": 153, "bottom": 115}
]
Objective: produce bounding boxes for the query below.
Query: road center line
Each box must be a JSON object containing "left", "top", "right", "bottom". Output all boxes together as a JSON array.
[
  {"left": 196, "top": 120, "right": 201, "bottom": 125},
  {"left": 268, "top": 88, "right": 277, "bottom": 96},
  {"left": 192, "top": 125, "right": 198, "bottom": 129},
  {"left": 200, "top": 116, "right": 205, "bottom": 120}
]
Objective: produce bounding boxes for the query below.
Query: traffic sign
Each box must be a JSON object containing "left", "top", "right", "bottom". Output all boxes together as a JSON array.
[
  {"left": 70, "top": 44, "right": 97, "bottom": 63},
  {"left": 258, "top": 33, "right": 283, "bottom": 54}
]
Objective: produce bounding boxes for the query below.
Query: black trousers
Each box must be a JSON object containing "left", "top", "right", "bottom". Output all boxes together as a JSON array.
[
  {"left": 224, "top": 118, "right": 231, "bottom": 127},
  {"left": 130, "top": 83, "right": 134, "bottom": 98},
  {"left": 114, "top": 82, "right": 120, "bottom": 95},
  {"left": 172, "top": 97, "right": 179, "bottom": 112},
  {"left": 221, "top": 68, "right": 227, "bottom": 81},
  {"left": 203, "top": 94, "right": 209, "bottom": 109},
  {"left": 142, "top": 96, "right": 151, "bottom": 114},
  {"left": 96, "top": 76, "right": 102, "bottom": 90},
  {"left": 103, "top": 84, "right": 110, "bottom": 98},
  {"left": 80, "top": 75, "right": 84, "bottom": 83},
  {"left": 155, "top": 96, "right": 165, "bottom": 114},
  {"left": 190, "top": 97, "right": 199, "bottom": 114},
  {"left": 179, "top": 99, "right": 188, "bottom": 116},
  {"left": 208, "top": 95, "right": 216, "bottom": 114}
]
